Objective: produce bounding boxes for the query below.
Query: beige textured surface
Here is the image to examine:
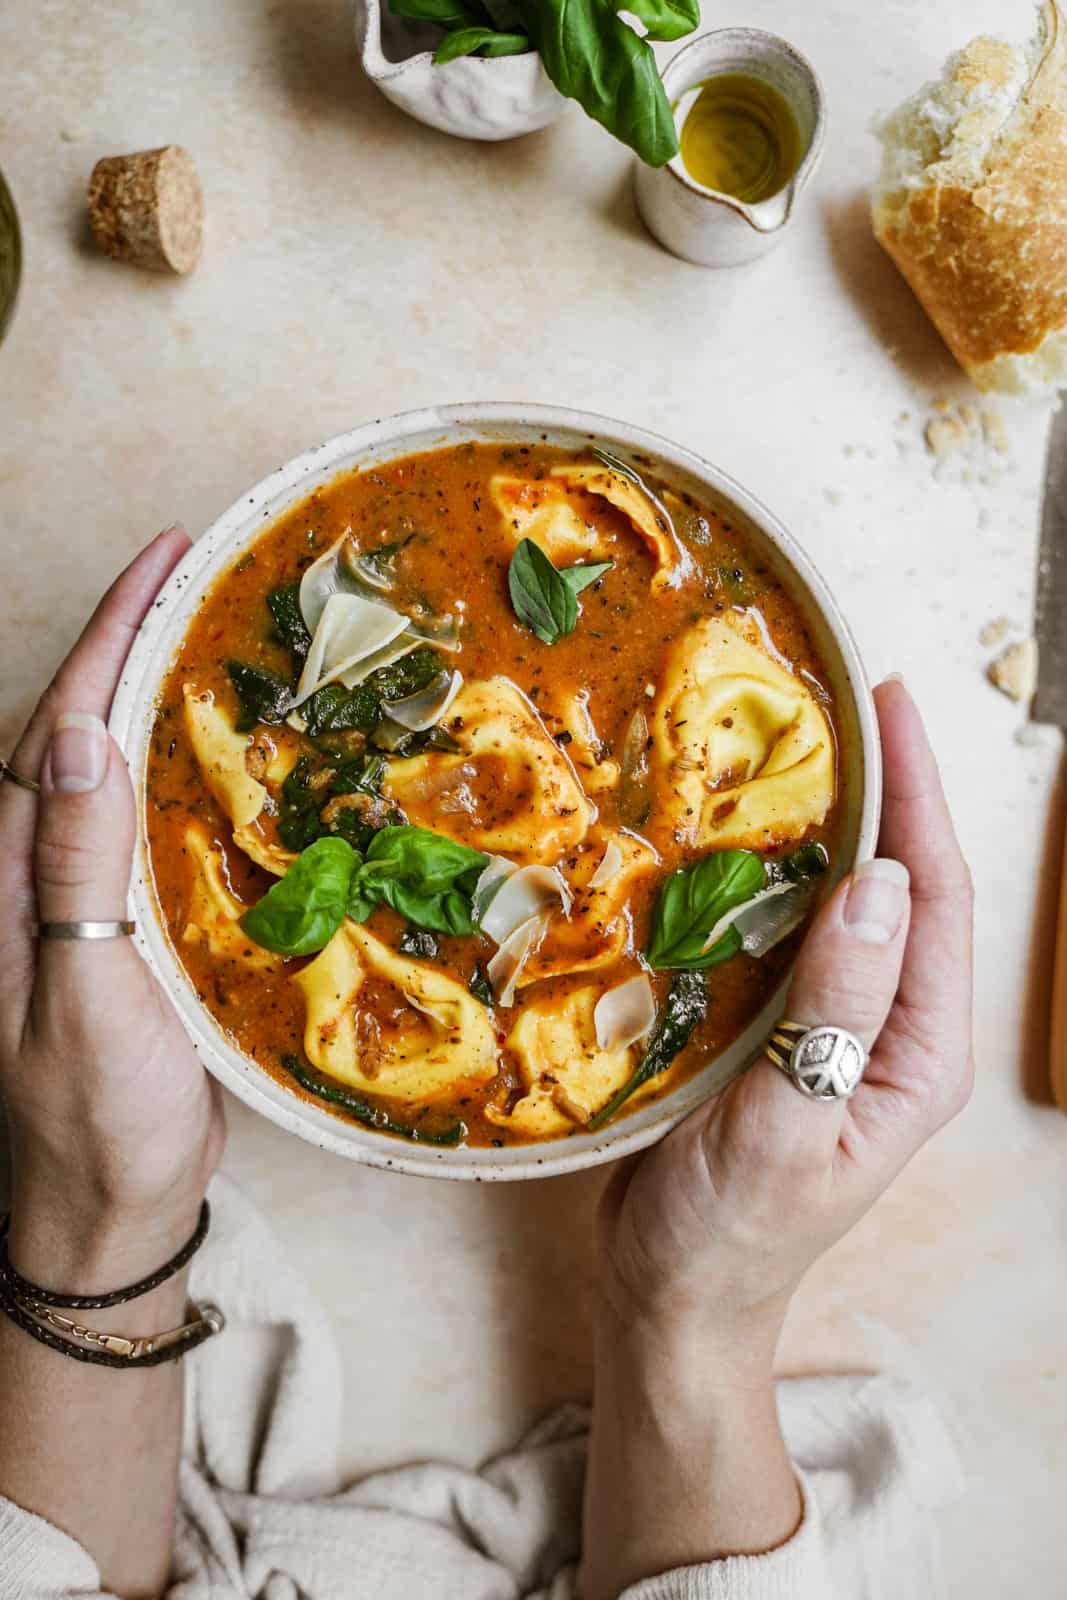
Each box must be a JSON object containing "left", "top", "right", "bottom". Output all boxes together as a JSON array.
[{"left": 0, "top": 2, "right": 1063, "bottom": 1593}]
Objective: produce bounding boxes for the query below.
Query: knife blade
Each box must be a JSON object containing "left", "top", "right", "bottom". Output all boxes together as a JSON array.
[{"left": 1034, "top": 404, "right": 1067, "bottom": 725}]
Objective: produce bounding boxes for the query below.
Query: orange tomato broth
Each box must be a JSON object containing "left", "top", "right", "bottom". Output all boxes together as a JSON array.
[{"left": 144, "top": 441, "right": 842, "bottom": 1147}]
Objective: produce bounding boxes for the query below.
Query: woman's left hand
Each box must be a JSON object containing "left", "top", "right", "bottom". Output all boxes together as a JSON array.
[{"left": 0, "top": 528, "right": 225, "bottom": 1282}]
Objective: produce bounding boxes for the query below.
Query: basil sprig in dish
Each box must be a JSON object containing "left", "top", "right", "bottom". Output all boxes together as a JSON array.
[
  {"left": 388, "top": 0, "right": 701, "bottom": 166},
  {"left": 242, "top": 826, "right": 489, "bottom": 955},
  {"left": 507, "top": 538, "right": 612, "bottom": 645}
]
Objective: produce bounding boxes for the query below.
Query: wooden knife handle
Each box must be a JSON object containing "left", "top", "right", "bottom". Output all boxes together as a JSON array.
[{"left": 1051, "top": 823, "right": 1067, "bottom": 1111}]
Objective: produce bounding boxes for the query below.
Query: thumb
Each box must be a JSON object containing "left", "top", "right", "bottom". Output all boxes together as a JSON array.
[
  {"left": 718, "top": 859, "right": 912, "bottom": 1167},
  {"left": 35, "top": 713, "right": 135, "bottom": 925}
]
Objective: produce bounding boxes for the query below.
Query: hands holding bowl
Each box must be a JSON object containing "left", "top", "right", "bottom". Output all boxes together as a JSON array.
[{"left": 0, "top": 504, "right": 972, "bottom": 1592}]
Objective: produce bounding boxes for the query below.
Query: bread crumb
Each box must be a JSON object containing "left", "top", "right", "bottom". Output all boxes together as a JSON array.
[
  {"left": 959, "top": 403, "right": 979, "bottom": 427},
  {"left": 988, "top": 638, "right": 1038, "bottom": 702},
  {"left": 981, "top": 407, "right": 1009, "bottom": 455},
  {"left": 978, "top": 616, "right": 1014, "bottom": 647},
  {"left": 925, "top": 415, "right": 969, "bottom": 458},
  {"left": 896, "top": 411, "right": 911, "bottom": 426},
  {"left": 60, "top": 127, "right": 83, "bottom": 143},
  {"left": 1015, "top": 722, "right": 1062, "bottom": 749},
  {"left": 824, "top": 489, "right": 843, "bottom": 505},
  {"left": 933, "top": 396, "right": 952, "bottom": 414}
]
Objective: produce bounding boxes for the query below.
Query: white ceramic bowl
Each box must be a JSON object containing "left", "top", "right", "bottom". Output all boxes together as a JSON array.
[
  {"left": 353, "top": 0, "right": 564, "bottom": 142},
  {"left": 109, "top": 403, "right": 880, "bottom": 1183}
]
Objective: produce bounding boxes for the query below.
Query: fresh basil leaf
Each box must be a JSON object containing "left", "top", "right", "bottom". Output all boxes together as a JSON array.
[
  {"left": 227, "top": 661, "right": 292, "bottom": 733},
  {"left": 399, "top": 927, "right": 441, "bottom": 959},
  {"left": 388, "top": 0, "right": 491, "bottom": 25},
  {"left": 560, "top": 560, "right": 613, "bottom": 596},
  {"left": 283, "top": 1054, "right": 464, "bottom": 1146},
  {"left": 469, "top": 964, "right": 494, "bottom": 1006},
  {"left": 242, "top": 837, "right": 358, "bottom": 956},
  {"left": 646, "top": 849, "right": 766, "bottom": 970},
  {"left": 348, "top": 825, "right": 488, "bottom": 935},
  {"left": 618, "top": 0, "right": 699, "bottom": 42},
  {"left": 589, "top": 970, "right": 707, "bottom": 1128},
  {"left": 508, "top": 538, "right": 576, "bottom": 644},
  {"left": 516, "top": 0, "right": 678, "bottom": 166},
  {"left": 266, "top": 584, "right": 312, "bottom": 673},
  {"left": 435, "top": 25, "right": 528, "bottom": 59}
]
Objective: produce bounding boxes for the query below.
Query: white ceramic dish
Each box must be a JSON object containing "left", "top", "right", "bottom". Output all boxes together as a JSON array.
[
  {"left": 109, "top": 403, "right": 880, "bottom": 1183},
  {"left": 353, "top": 0, "right": 564, "bottom": 142}
]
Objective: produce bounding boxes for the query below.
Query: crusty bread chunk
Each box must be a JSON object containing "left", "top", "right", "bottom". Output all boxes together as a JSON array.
[{"left": 873, "top": 1, "right": 1067, "bottom": 398}]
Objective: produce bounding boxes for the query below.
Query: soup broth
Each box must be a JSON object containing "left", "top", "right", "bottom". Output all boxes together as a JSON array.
[{"left": 144, "top": 441, "right": 841, "bottom": 1149}]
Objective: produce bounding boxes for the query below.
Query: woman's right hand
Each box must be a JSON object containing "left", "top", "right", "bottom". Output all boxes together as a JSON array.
[
  {"left": 0, "top": 528, "right": 225, "bottom": 1286},
  {"left": 583, "top": 681, "right": 975, "bottom": 1599}
]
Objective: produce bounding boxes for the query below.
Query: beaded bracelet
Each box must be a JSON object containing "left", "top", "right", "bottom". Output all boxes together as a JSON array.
[{"left": 0, "top": 1200, "right": 211, "bottom": 1310}]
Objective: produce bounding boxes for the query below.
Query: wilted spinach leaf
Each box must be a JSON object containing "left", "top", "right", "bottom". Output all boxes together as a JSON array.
[
  {"left": 266, "top": 584, "right": 312, "bottom": 674},
  {"left": 283, "top": 1054, "right": 464, "bottom": 1146},
  {"left": 227, "top": 661, "right": 292, "bottom": 733},
  {"left": 588, "top": 970, "right": 708, "bottom": 1129}
]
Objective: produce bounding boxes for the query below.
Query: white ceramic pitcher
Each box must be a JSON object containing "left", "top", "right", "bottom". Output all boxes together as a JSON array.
[{"left": 635, "top": 28, "right": 827, "bottom": 268}]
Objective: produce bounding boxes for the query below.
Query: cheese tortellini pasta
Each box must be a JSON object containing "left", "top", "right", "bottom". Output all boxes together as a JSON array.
[
  {"left": 384, "top": 677, "right": 592, "bottom": 865},
  {"left": 492, "top": 985, "right": 638, "bottom": 1138},
  {"left": 649, "top": 611, "right": 836, "bottom": 851},
  {"left": 292, "top": 922, "right": 497, "bottom": 1103}
]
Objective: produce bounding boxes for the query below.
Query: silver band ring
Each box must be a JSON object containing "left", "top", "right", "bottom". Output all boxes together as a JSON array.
[
  {"left": 1, "top": 755, "right": 40, "bottom": 794},
  {"left": 32, "top": 921, "right": 136, "bottom": 941},
  {"left": 766, "top": 1019, "right": 868, "bottom": 1102}
]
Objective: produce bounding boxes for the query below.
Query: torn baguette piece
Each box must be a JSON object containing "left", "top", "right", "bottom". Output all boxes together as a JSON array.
[
  {"left": 872, "top": 1, "right": 1067, "bottom": 397},
  {"left": 88, "top": 145, "right": 203, "bottom": 275}
]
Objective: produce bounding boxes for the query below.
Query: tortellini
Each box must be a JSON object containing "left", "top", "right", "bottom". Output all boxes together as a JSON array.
[
  {"left": 520, "top": 828, "right": 657, "bottom": 985},
  {"left": 292, "top": 922, "right": 497, "bottom": 1103},
  {"left": 490, "top": 985, "right": 637, "bottom": 1138},
  {"left": 551, "top": 463, "right": 684, "bottom": 592},
  {"left": 384, "top": 677, "right": 593, "bottom": 865},
  {"left": 183, "top": 685, "right": 297, "bottom": 878},
  {"left": 490, "top": 474, "right": 602, "bottom": 567},
  {"left": 649, "top": 611, "right": 835, "bottom": 850},
  {"left": 183, "top": 685, "right": 265, "bottom": 828},
  {"left": 181, "top": 826, "right": 279, "bottom": 972},
  {"left": 490, "top": 461, "right": 685, "bottom": 590}
]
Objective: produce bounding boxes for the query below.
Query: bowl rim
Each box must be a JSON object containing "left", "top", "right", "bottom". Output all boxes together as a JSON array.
[{"left": 108, "top": 401, "right": 881, "bottom": 1183}]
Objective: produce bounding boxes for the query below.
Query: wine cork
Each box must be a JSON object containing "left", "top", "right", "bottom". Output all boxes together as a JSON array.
[{"left": 87, "top": 146, "right": 203, "bottom": 275}]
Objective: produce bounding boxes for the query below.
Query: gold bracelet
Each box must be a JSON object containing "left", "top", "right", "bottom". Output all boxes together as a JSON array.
[{"left": 9, "top": 1290, "right": 224, "bottom": 1361}]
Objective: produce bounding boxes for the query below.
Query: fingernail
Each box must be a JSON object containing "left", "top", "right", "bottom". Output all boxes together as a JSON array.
[
  {"left": 50, "top": 712, "right": 108, "bottom": 793},
  {"left": 882, "top": 672, "right": 905, "bottom": 685},
  {"left": 844, "top": 858, "right": 910, "bottom": 944}
]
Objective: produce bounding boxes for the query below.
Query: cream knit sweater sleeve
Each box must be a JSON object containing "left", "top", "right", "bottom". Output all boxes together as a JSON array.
[{"left": 0, "top": 1180, "right": 963, "bottom": 1600}]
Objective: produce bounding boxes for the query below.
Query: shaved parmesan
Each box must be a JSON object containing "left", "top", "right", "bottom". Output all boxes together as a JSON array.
[
  {"left": 487, "top": 913, "right": 550, "bottom": 1008},
  {"left": 702, "top": 880, "right": 815, "bottom": 959},
  {"left": 339, "top": 634, "right": 421, "bottom": 691},
  {"left": 299, "top": 532, "right": 462, "bottom": 654},
  {"left": 594, "top": 974, "right": 656, "bottom": 1053},
  {"left": 295, "top": 593, "right": 408, "bottom": 704},
  {"left": 299, "top": 533, "right": 367, "bottom": 633},
  {"left": 383, "top": 669, "right": 463, "bottom": 732},
  {"left": 589, "top": 839, "right": 624, "bottom": 889},
  {"left": 479, "top": 864, "right": 572, "bottom": 946},
  {"left": 471, "top": 855, "right": 517, "bottom": 925}
]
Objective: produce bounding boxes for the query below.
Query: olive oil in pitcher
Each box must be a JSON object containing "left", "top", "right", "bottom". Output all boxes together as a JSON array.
[{"left": 678, "top": 73, "right": 803, "bottom": 204}]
